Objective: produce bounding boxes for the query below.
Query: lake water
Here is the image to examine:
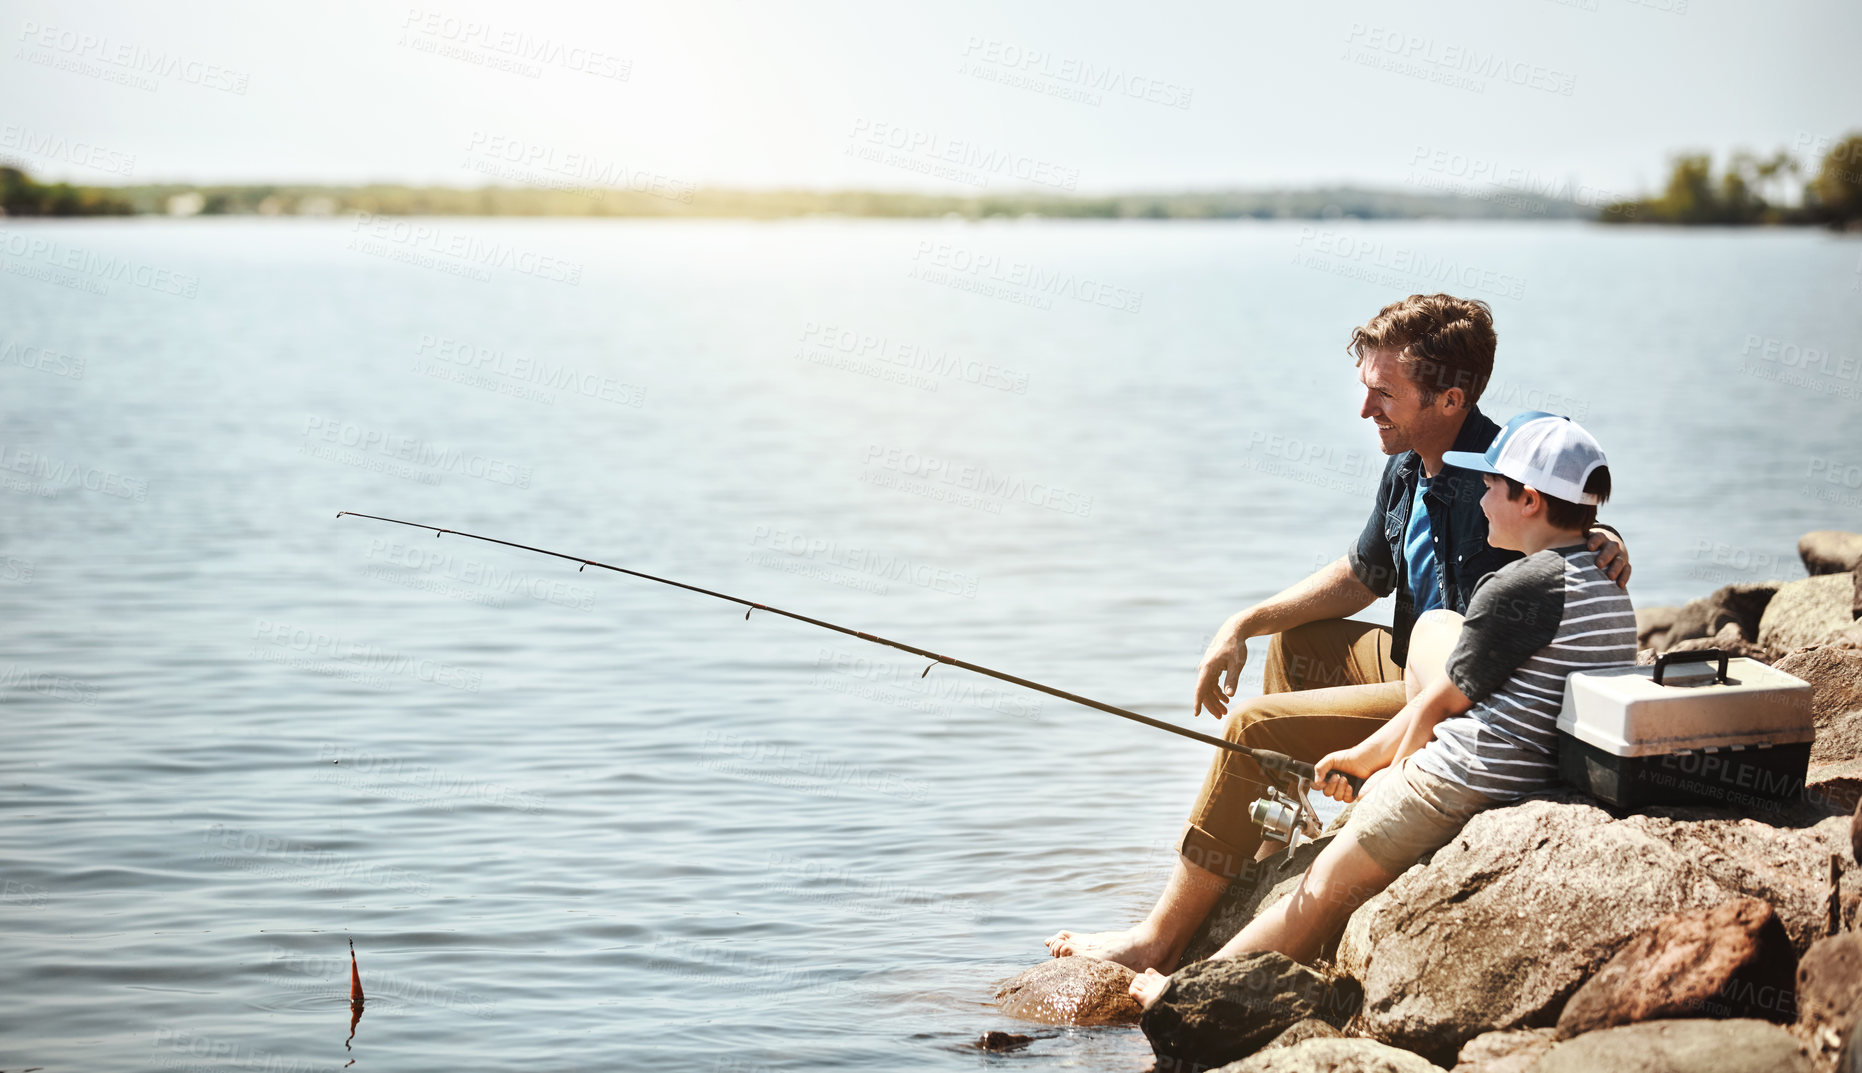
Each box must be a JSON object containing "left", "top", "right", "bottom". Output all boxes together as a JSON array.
[{"left": 3, "top": 216, "right": 1859, "bottom": 1072}]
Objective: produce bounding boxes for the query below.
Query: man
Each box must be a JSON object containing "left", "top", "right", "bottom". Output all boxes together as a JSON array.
[{"left": 1046, "top": 293, "right": 1630, "bottom": 973}]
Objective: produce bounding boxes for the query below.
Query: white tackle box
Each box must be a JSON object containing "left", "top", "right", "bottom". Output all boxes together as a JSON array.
[{"left": 1556, "top": 649, "right": 1814, "bottom": 809}]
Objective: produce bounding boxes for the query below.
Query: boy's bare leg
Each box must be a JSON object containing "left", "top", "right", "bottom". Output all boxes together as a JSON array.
[
  {"left": 1129, "top": 831, "right": 1397, "bottom": 1006},
  {"left": 1045, "top": 854, "right": 1230, "bottom": 972}
]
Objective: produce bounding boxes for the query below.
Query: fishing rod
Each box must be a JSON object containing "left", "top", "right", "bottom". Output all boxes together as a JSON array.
[{"left": 334, "top": 511, "right": 1362, "bottom": 810}]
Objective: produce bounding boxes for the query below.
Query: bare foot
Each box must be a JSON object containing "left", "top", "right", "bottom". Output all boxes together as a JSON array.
[
  {"left": 1043, "top": 928, "right": 1177, "bottom": 973},
  {"left": 1129, "top": 967, "right": 1170, "bottom": 1008}
]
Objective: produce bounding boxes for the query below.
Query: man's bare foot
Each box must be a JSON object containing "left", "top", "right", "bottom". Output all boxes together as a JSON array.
[
  {"left": 1043, "top": 928, "right": 1177, "bottom": 973},
  {"left": 1129, "top": 967, "right": 1170, "bottom": 1008}
]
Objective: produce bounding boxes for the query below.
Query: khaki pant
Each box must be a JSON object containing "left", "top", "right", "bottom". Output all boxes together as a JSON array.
[{"left": 1178, "top": 618, "right": 1406, "bottom": 879}]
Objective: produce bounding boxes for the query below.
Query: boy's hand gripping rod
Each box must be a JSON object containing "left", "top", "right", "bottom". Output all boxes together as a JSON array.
[{"left": 334, "top": 512, "right": 1364, "bottom": 812}]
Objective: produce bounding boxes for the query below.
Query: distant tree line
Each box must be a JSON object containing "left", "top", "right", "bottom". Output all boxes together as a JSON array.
[
  {"left": 4, "top": 131, "right": 1858, "bottom": 225},
  {"left": 1603, "top": 132, "right": 1862, "bottom": 228},
  {"left": 0, "top": 166, "right": 132, "bottom": 216}
]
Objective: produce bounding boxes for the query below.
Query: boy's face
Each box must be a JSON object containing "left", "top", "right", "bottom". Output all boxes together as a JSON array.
[{"left": 1479, "top": 472, "right": 1528, "bottom": 551}]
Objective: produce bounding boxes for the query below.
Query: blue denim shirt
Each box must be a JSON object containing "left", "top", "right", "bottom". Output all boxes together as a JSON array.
[{"left": 1347, "top": 407, "right": 1518, "bottom": 668}]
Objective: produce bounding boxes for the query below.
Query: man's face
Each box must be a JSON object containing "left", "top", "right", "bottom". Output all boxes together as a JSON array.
[{"left": 1358, "top": 347, "right": 1435, "bottom": 456}]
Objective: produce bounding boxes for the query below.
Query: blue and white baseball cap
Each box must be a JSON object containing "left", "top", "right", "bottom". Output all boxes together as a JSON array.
[{"left": 1442, "top": 411, "right": 1609, "bottom": 505}]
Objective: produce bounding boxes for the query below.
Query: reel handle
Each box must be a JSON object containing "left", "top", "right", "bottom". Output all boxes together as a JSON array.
[{"left": 1254, "top": 749, "right": 1365, "bottom": 793}]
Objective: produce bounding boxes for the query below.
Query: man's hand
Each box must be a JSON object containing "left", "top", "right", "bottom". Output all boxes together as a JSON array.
[
  {"left": 1587, "top": 527, "right": 1631, "bottom": 588},
  {"left": 1192, "top": 618, "right": 1249, "bottom": 719},
  {"left": 1314, "top": 748, "right": 1382, "bottom": 803}
]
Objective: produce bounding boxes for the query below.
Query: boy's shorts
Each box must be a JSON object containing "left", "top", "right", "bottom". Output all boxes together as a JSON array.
[{"left": 1339, "top": 752, "right": 1499, "bottom": 874}]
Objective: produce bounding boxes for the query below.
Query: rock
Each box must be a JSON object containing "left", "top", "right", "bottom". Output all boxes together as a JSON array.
[
  {"left": 1216, "top": 1037, "right": 1441, "bottom": 1072},
  {"left": 1777, "top": 646, "right": 1862, "bottom": 729},
  {"left": 1662, "top": 622, "right": 1774, "bottom": 663},
  {"left": 1140, "top": 952, "right": 1361, "bottom": 1072},
  {"left": 1638, "top": 606, "right": 1682, "bottom": 651},
  {"left": 1334, "top": 793, "right": 1860, "bottom": 1063},
  {"left": 993, "top": 957, "right": 1141, "bottom": 1025},
  {"left": 1181, "top": 835, "right": 1334, "bottom": 966},
  {"left": 1259, "top": 1018, "right": 1343, "bottom": 1052},
  {"left": 1553, "top": 897, "right": 1797, "bottom": 1038},
  {"left": 1795, "top": 932, "right": 1862, "bottom": 1073},
  {"left": 974, "top": 1030, "right": 1033, "bottom": 1051},
  {"left": 1854, "top": 799, "right": 1861, "bottom": 864},
  {"left": 1657, "top": 583, "right": 1783, "bottom": 653},
  {"left": 1807, "top": 757, "right": 1862, "bottom": 816},
  {"left": 1801, "top": 532, "right": 1862, "bottom": 576},
  {"left": 1763, "top": 576, "right": 1862, "bottom": 657},
  {"left": 1449, "top": 1028, "right": 1556, "bottom": 1073},
  {"left": 1532, "top": 1018, "right": 1813, "bottom": 1073}
]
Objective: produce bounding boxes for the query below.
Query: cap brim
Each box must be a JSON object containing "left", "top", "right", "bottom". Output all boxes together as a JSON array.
[{"left": 1441, "top": 449, "right": 1501, "bottom": 474}]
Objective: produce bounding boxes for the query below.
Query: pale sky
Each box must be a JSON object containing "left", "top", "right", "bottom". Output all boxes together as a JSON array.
[{"left": 2, "top": 0, "right": 1857, "bottom": 199}]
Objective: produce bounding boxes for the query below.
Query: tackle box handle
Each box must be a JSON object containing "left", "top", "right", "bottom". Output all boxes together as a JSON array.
[{"left": 1652, "top": 648, "right": 1731, "bottom": 686}]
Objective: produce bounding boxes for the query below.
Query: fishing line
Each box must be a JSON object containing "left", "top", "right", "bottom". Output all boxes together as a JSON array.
[{"left": 335, "top": 511, "right": 1356, "bottom": 790}]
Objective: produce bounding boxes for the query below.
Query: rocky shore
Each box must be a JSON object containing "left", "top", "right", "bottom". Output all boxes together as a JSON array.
[{"left": 995, "top": 529, "right": 1862, "bottom": 1072}]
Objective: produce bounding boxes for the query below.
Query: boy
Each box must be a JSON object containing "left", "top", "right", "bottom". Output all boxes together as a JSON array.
[{"left": 1130, "top": 412, "right": 1636, "bottom": 1004}]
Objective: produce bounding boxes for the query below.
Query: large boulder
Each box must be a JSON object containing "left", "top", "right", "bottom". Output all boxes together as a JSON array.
[
  {"left": 1531, "top": 1018, "right": 1813, "bottom": 1073},
  {"left": 1801, "top": 532, "right": 1862, "bottom": 576},
  {"left": 1334, "top": 793, "right": 1858, "bottom": 1063},
  {"left": 1652, "top": 583, "right": 1783, "bottom": 653},
  {"left": 993, "top": 956, "right": 1141, "bottom": 1025},
  {"left": 1258, "top": 1018, "right": 1343, "bottom": 1051},
  {"left": 1662, "top": 622, "right": 1774, "bottom": 663},
  {"left": 1139, "top": 952, "right": 1360, "bottom": 1072},
  {"left": 1449, "top": 1028, "right": 1556, "bottom": 1073},
  {"left": 1854, "top": 799, "right": 1861, "bottom": 864},
  {"left": 1215, "top": 1037, "right": 1440, "bottom": 1072},
  {"left": 1795, "top": 932, "right": 1862, "bottom": 1073},
  {"left": 1763, "top": 576, "right": 1862, "bottom": 656},
  {"left": 1777, "top": 646, "right": 1862, "bottom": 729},
  {"left": 1638, "top": 606, "right": 1682, "bottom": 651},
  {"left": 1553, "top": 896, "right": 1797, "bottom": 1038}
]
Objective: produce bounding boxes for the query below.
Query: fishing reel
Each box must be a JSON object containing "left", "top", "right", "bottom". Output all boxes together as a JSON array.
[{"left": 1245, "top": 750, "right": 1357, "bottom": 861}]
